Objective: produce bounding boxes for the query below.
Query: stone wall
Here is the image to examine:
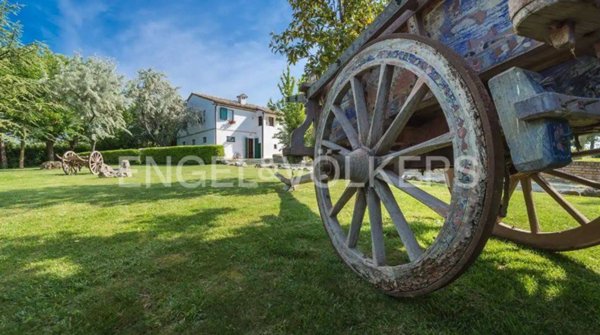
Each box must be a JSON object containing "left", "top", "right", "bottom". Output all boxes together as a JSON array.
[{"left": 558, "top": 161, "right": 600, "bottom": 181}]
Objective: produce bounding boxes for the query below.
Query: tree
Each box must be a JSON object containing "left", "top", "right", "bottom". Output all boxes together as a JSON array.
[
  {"left": 54, "top": 55, "right": 128, "bottom": 150},
  {"left": 268, "top": 67, "right": 306, "bottom": 149},
  {"left": 126, "top": 69, "right": 192, "bottom": 147},
  {"left": 271, "top": 0, "right": 386, "bottom": 78},
  {"left": 0, "top": 0, "right": 22, "bottom": 168},
  {"left": 35, "top": 52, "right": 75, "bottom": 161},
  {"left": 2, "top": 45, "right": 44, "bottom": 167}
]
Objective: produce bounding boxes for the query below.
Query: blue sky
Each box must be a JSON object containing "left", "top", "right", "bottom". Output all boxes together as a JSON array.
[{"left": 17, "top": 0, "right": 304, "bottom": 106}]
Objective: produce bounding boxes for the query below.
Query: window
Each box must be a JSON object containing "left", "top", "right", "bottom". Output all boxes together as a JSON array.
[
  {"left": 220, "top": 107, "right": 234, "bottom": 121},
  {"left": 192, "top": 139, "right": 196, "bottom": 145},
  {"left": 227, "top": 136, "right": 236, "bottom": 143},
  {"left": 258, "top": 116, "right": 263, "bottom": 126},
  {"left": 203, "top": 137, "right": 207, "bottom": 144},
  {"left": 219, "top": 107, "right": 229, "bottom": 121},
  {"left": 274, "top": 144, "right": 278, "bottom": 149},
  {"left": 268, "top": 117, "right": 275, "bottom": 127},
  {"left": 182, "top": 141, "right": 186, "bottom": 146}
]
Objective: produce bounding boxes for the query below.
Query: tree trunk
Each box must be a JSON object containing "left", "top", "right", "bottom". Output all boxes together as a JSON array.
[
  {"left": 46, "top": 139, "right": 55, "bottom": 162},
  {"left": 92, "top": 141, "right": 97, "bottom": 152},
  {"left": 69, "top": 138, "right": 78, "bottom": 151},
  {"left": 19, "top": 139, "right": 25, "bottom": 169},
  {"left": 0, "top": 134, "right": 7, "bottom": 169}
]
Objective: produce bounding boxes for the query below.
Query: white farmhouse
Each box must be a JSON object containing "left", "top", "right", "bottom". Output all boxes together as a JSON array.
[{"left": 177, "top": 93, "right": 283, "bottom": 159}]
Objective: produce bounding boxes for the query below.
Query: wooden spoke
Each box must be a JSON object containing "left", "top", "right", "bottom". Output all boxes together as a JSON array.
[
  {"left": 378, "top": 132, "right": 453, "bottom": 168},
  {"left": 374, "top": 78, "right": 429, "bottom": 154},
  {"left": 330, "top": 186, "right": 359, "bottom": 218},
  {"left": 521, "top": 177, "right": 540, "bottom": 234},
  {"left": 545, "top": 170, "right": 600, "bottom": 189},
  {"left": 531, "top": 174, "right": 589, "bottom": 226},
  {"left": 332, "top": 105, "right": 361, "bottom": 150},
  {"left": 322, "top": 140, "right": 351, "bottom": 156},
  {"left": 572, "top": 148, "right": 600, "bottom": 158},
  {"left": 377, "top": 170, "right": 450, "bottom": 218},
  {"left": 368, "top": 64, "right": 394, "bottom": 147},
  {"left": 445, "top": 168, "right": 455, "bottom": 193},
  {"left": 374, "top": 180, "right": 423, "bottom": 262},
  {"left": 347, "top": 189, "right": 367, "bottom": 248},
  {"left": 367, "top": 188, "right": 386, "bottom": 266},
  {"left": 351, "top": 77, "right": 370, "bottom": 144}
]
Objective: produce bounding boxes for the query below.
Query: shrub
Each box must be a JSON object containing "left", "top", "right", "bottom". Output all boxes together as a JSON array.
[
  {"left": 79, "top": 149, "right": 142, "bottom": 165},
  {"left": 140, "top": 145, "right": 224, "bottom": 165},
  {"left": 5, "top": 143, "right": 92, "bottom": 168}
]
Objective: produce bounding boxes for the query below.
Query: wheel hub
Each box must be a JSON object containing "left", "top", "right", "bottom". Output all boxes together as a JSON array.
[{"left": 346, "top": 147, "right": 372, "bottom": 184}]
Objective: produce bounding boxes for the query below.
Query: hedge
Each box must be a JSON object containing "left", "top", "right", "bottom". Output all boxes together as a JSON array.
[
  {"left": 140, "top": 145, "right": 224, "bottom": 165},
  {"left": 80, "top": 149, "right": 142, "bottom": 165},
  {"left": 2, "top": 144, "right": 224, "bottom": 168}
]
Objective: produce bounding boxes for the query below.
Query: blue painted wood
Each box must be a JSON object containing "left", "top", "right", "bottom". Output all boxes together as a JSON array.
[
  {"left": 489, "top": 67, "right": 573, "bottom": 172},
  {"left": 515, "top": 92, "right": 600, "bottom": 128},
  {"left": 422, "top": 0, "right": 541, "bottom": 73}
]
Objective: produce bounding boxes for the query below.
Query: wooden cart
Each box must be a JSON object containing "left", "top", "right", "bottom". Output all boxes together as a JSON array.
[
  {"left": 285, "top": 0, "right": 600, "bottom": 297},
  {"left": 57, "top": 151, "right": 104, "bottom": 176}
]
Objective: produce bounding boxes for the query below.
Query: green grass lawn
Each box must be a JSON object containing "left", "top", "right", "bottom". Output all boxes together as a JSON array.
[{"left": 0, "top": 166, "right": 599, "bottom": 334}]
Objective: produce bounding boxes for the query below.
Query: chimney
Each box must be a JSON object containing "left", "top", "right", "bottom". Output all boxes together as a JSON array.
[{"left": 237, "top": 93, "right": 248, "bottom": 105}]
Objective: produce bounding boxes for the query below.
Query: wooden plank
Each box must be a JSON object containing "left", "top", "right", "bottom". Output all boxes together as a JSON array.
[
  {"left": 368, "top": 64, "right": 394, "bottom": 147},
  {"left": 307, "top": 0, "right": 420, "bottom": 99},
  {"left": 374, "top": 77, "right": 428, "bottom": 154},
  {"left": 572, "top": 148, "right": 600, "bottom": 158},
  {"left": 378, "top": 132, "right": 453, "bottom": 167},
  {"left": 332, "top": 105, "right": 361, "bottom": 150},
  {"left": 545, "top": 170, "right": 600, "bottom": 189},
  {"left": 378, "top": 170, "right": 449, "bottom": 218},
  {"left": 347, "top": 189, "right": 367, "bottom": 248},
  {"left": 532, "top": 173, "right": 590, "bottom": 226},
  {"left": 374, "top": 180, "right": 424, "bottom": 261},
  {"left": 351, "top": 77, "right": 370, "bottom": 144},
  {"left": 322, "top": 140, "right": 351, "bottom": 156},
  {"left": 367, "top": 188, "right": 386, "bottom": 266},
  {"left": 330, "top": 186, "right": 358, "bottom": 218},
  {"left": 521, "top": 177, "right": 540, "bottom": 234}
]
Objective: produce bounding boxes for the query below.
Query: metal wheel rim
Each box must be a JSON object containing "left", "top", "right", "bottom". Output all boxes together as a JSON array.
[{"left": 314, "top": 35, "right": 503, "bottom": 297}]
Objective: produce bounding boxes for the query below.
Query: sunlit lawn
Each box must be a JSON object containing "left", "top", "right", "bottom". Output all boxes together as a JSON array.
[{"left": 0, "top": 166, "right": 599, "bottom": 334}]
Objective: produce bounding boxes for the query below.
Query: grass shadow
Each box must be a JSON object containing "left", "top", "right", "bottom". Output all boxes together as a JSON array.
[{"left": 0, "top": 175, "right": 598, "bottom": 334}]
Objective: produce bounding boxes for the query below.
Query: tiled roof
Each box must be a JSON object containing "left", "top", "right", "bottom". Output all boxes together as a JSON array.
[{"left": 189, "top": 92, "right": 280, "bottom": 115}]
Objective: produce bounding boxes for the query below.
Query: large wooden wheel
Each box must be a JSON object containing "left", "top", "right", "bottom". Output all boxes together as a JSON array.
[
  {"left": 314, "top": 35, "right": 504, "bottom": 297},
  {"left": 61, "top": 151, "right": 78, "bottom": 176},
  {"left": 494, "top": 150, "right": 600, "bottom": 251},
  {"left": 88, "top": 151, "right": 104, "bottom": 176}
]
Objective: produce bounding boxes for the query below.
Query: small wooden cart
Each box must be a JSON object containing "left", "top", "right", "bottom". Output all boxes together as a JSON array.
[
  {"left": 285, "top": 0, "right": 600, "bottom": 297},
  {"left": 57, "top": 151, "right": 104, "bottom": 176}
]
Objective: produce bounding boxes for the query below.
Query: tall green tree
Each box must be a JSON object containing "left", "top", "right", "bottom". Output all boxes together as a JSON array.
[
  {"left": 126, "top": 68, "right": 193, "bottom": 147},
  {"left": 271, "top": 0, "right": 386, "bottom": 78},
  {"left": 268, "top": 67, "right": 306, "bottom": 149},
  {"left": 54, "top": 55, "right": 128, "bottom": 150},
  {"left": 35, "top": 52, "right": 76, "bottom": 161},
  {"left": 0, "top": 0, "right": 22, "bottom": 168}
]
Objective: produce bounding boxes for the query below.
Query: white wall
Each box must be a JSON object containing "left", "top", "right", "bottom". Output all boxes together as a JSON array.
[
  {"left": 262, "top": 112, "right": 284, "bottom": 159},
  {"left": 177, "top": 95, "right": 285, "bottom": 159},
  {"left": 177, "top": 95, "right": 216, "bottom": 146},
  {"left": 215, "top": 105, "right": 261, "bottom": 159}
]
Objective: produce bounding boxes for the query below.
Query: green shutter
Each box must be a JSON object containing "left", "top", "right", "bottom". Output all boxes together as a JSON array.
[
  {"left": 255, "top": 138, "right": 261, "bottom": 159},
  {"left": 219, "top": 107, "right": 228, "bottom": 121}
]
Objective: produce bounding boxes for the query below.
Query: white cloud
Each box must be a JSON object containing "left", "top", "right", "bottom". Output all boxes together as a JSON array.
[{"left": 53, "top": 0, "right": 306, "bottom": 106}]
